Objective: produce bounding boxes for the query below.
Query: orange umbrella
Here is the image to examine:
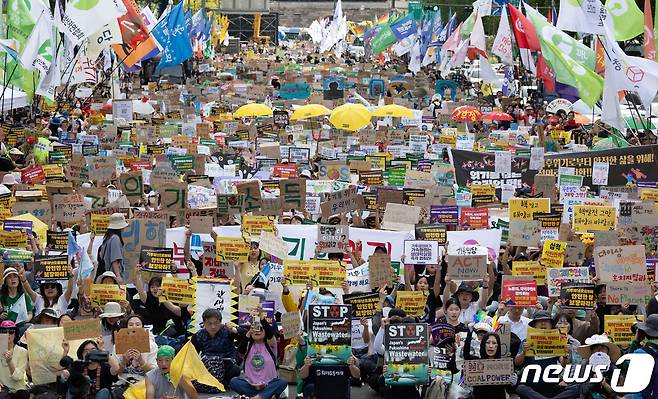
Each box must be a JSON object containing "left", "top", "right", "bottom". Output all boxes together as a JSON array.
[{"left": 451, "top": 106, "right": 481, "bottom": 122}]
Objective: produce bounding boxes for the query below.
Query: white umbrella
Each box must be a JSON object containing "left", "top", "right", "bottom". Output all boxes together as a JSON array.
[
  {"left": 572, "top": 99, "right": 601, "bottom": 116},
  {"left": 132, "top": 99, "right": 155, "bottom": 115}
]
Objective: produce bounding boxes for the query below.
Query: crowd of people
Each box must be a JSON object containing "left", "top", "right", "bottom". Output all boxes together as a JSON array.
[{"left": 0, "top": 40, "right": 656, "bottom": 399}]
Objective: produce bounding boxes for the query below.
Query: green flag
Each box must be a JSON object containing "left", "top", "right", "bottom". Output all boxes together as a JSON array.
[
  {"left": 540, "top": 40, "right": 603, "bottom": 106},
  {"left": 460, "top": 10, "right": 476, "bottom": 40},
  {"left": 525, "top": 3, "right": 596, "bottom": 69},
  {"left": 605, "top": 0, "right": 643, "bottom": 41},
  {"left": 3, "top": 0, "right": 45, "bottom": 99},
  {"left": 371, "top": 23, "right": 397, "bottom": 54}
]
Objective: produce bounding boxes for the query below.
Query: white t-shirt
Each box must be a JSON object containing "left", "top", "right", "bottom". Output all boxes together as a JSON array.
[
  {"left": 34, "top": 294, "right": 69, "bottom": 316},
  {"left": 351, "top": 319, "right": 372, "bottom": 350},
  {"left": 459, "top": 302, "right": 480, "bottom": 324},
  {"left": 498, "top": 314, "right": 531, "bottom": 340}
]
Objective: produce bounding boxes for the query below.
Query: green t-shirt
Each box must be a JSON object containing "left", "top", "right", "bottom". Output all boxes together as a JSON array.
[{"left": 1, "top": 292, "right": 34, "bottom": 325}]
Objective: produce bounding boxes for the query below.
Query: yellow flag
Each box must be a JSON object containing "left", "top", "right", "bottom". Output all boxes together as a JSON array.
[
  {"left": 170, "top": 341, "right": 225, "bottom": 391},
  {"left": 123, "top": 380, "right": 146, "bottom": 399}
]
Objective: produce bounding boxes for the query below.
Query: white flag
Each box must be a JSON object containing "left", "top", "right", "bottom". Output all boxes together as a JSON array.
[
  {"left": 602, "top": 20, "right": 658, "bottom": 111},
  {"left": 86, "top": 18, "right": 122, "bottom": 60},
  {"left": 35, "top": 56, "right": 60, "bottom": 102},
  {"left": 60, "top": 0, "right": 126, "bottom": 45},
  {"left": 479, "top": 56, "right": 499, "bottom": 84},
  {"left": 556, "top": 0, "right": 606, "bottom": 34},
  {"left": 492, "top": 6, "right": 513, "bottom": 65},
  {"left": 470, "top": 11, "right": 486, "bottom": 56},
  {"left": 600, "top": 69, "right": 625, "bottom": 132},
  {"left": 20, "top": 12, "right": 54, "bottom": 75},
  {"left": 408, "top": 39, "right": 422, "bottom": 73}
]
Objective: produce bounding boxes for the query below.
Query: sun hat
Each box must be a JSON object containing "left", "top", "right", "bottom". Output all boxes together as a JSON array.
[
  {"left": 95, "top": 271, "right": 119, "bottom": 284},
  {"left": 1, "top": 174, "right": 17, "bottom": 186},
  {"left": 635, "top": 314, "right": 658, "bottom": 338},
  {"left": 36, "top": 308, "right": 61, "bottom": 322},
  {"left": 2, "top": 267, "right": 19, "bottom": 281},
  {"left": 107, "top": 213, "right": 129, "bottom": 230},
  {"left": 99, "top": 302, "right": 125, "bottom": 318},
  {"left": 577, "top": 334, "right": 621, "bottom": 362},
  {"left": 529, "top": 310, "right": 554, "bottom": 328},
  {"left": 8, "top": 148, "right": 23, "bottom": 156},
  {"left": 453, "top": 282, "right": 480, "bottom": 302}
]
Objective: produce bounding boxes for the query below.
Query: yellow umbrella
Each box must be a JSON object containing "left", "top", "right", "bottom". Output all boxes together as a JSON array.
[
  {"left": 6, "top": 213, "right": 48, "bottom": 246},
  {"left": 372, "top": 104, "right": 414, "bottom": 118},
  {"left": 290, "top": 104, "right": 331, "bottom": 121},
  {"left": 329, "top": 103, "right": 372, "bottom": 131},
  {"left": 233, "top": 103, "right": 273, "bottom": 118}
]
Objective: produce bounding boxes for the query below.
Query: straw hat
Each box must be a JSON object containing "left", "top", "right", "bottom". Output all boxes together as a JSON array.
[
  {"left": 577, "top": 334, "right": 621, "bottom": 362},
  {"left": 107, "top": 213, "right": 129, "bottom": 230}
]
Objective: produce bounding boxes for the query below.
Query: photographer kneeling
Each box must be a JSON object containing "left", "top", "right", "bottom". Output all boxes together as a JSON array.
[{"left": 59, "top": 339, "right": 120, "bottom": 399}]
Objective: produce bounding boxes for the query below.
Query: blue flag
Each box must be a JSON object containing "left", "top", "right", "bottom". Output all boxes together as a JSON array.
[
  {"left": 390, "top": 14, "right": 417, "bottom": 40},
  {"left": 152, "top": 2, "right": 193, "bottom": 70}
]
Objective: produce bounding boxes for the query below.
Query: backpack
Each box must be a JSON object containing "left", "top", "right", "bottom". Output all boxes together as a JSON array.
[{"left": 278, "top": 342, "right": 299, "bottom": 383}]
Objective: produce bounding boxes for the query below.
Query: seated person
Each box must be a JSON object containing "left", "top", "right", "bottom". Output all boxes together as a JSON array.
[
  {"left": 190, "top": 308, "right": 244, "bottom": 391},
  {"left": 145, "top": 345, "right": 197, "bottom": 399},
  {"left": 230, "top": 315, "right": 287, "bottom": 399},
  {"left": 300, "top": 354, "right": 360, "bottom": 399},
  {"left": 59, "top": 339, "right": 121, "bottom": 399}
]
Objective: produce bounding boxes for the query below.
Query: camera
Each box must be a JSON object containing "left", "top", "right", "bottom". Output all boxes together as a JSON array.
[{"left": 59, "top": 351, "right": 110, "bottom": 399}]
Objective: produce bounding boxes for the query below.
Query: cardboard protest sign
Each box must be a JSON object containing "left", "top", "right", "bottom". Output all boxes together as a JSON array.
[
  {"left": 396, "top": 290, "right": 427, "bottom": 316},
  {"left": 118, "top": 171, "right": 143, "bottom": 201},
  {"left": 63, "top": 319, "right": 100, "bottom": 341},
  {"left": 463, "top": 358, "right": 514, "bottom": 386},
  {"left": 343, "top": 292, "right": 380, "bottom": 318},
  {"left": 47, "top": 231, "right": 68, "bottom": 251},
  {"left": 308, "top": 305, "right": 352, "bottom": 363},
  {"left": 280, "top": 178, "right": 306, "bottom": 211},
  {"left": 284, "top": 260, "right": 317, "bottom": 286},
  {"left": 90, "top": 284, "right": 127, "bottom": 307},
  {"left": 382, "top": 203, "right": 422, "bottom": 231},
  {"left": 403, "top": 240, "right": 439, "bottom": 265},
  {"left": 11, "top": 201, "right": 51, "bottom": 223},
  {"left": 160, "top": 276, "right": 196, "bottom": 304},
  {"left": 114, "top": 328, "right": 150, "bottom": 353},
  {"left": 559, "top": 283, "right": 595, "bottom": 309},
  {"left": 496, "top": 322, "right": 512, "bottom": 357},
  {"left": 414, "top": 224, "right": 447, "bottom": 245},
  {"left": 526, "top": 327, "right": 567, "bottom": 357},
  {"left": 237, "top": 181, "right": 262, "bottom": 213},
  {"left": 217, "top": 194, "right": 245, "bottom": 215},
  {"left": 281, "top": 311, "right": 302, "bottom": 340},
  {"left": 26, "top": 327, "right": 66, "bottom": 384},
  {"left": 33, "top": 255, "right": 69, "bottom": 280},
  {"left": 594, "top": 245, "right": 647, "bottom": 284},
  {"left": 384, "top": 323, "right": 429, "bottom": 385},
  {"left": 604, "top": 315, "right": 644, "bottom": 345},
  {"left": 509, "top": 220, "right": 541, "bottom": 247},
  {"left": 446, "top": 246, "right": 487, "bottom": 280},
  {"left": 320, "top": 186, "right": 362, "bottom": 218},
  {"left": 606, "top": 281, "right": 652, "bottom": 306},
  {"left": 501, "top": 276, "right": 537, "bottom": 307},
  {"left": 140, "top": 246, "right": 173, "bottom": 273},
  {"left": 216, "top": 237, "right": 250, "bottom": 261},
  {"left": 258, "top": 231, "right": 288, "bottom": 260},
  {"left": 53, "top": 193, "right": 86, "bottom": 223},
  {"left": 572, "top": 205, "right": 616, "bottom": 233},
  {"left": 546, "top": 267, "right": 590, "bottom": 297},
  {"left": 541, "top": 240, "right": 567, "bottom": 268},
  {"left": 160, "top": 182, "right": 188, "bottom": 211},
  {"left": 90, "top": 213, "right": 110, "bottom": 235},
  {"left": 368, "top": 254, "right": 393, "bottom": 289},
  {"left": 319, "top": 161, "right": 350, "bottom": 182},
  {"left": 317, "top": 224, "right": 349, "bottom": 254}
]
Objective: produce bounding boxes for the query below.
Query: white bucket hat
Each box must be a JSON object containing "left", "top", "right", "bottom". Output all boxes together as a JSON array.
[
  {"left": 107, "top": 213, "right": 129, "bottom": 230},
  {"left": 99, "top": 302, "right": 125, "bottom": 318}
]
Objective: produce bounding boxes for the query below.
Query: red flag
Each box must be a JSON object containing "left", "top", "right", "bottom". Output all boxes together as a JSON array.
[
  {"left": 537, "top": 54, "right": 555, "bottom": 92},
  {"left": 111, "top": 0, "right": 158, "bottom": 68},
  {"left": 644, "top": 0, "right": 656, "bottom": 60},
  {"left": 507, "top": 4, "right": 540, "bottom": 51}
]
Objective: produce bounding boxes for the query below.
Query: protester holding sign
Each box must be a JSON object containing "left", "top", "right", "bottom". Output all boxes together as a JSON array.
[
  {"left": 0, "top": 268, "right": 33, "bottom": 329},
  {"left": 20, "top": 264, "right": 74, "bottom": 317},
  {"left": 0, "top": 320, "right": 29, "bottom": 396},
  {"left": 97, "top": 214, "right": 129, "bottom": 284}
]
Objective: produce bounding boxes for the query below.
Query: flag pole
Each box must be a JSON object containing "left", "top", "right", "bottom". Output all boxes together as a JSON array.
[
  {"left": 0, "top": 63, "right": 19, "bottom": 106},
  {"left": 2, "top": 25, "right": 8, "bottom": 118},
  {"left": 79, "top": 10, "right": 173, "bottom": 106}
]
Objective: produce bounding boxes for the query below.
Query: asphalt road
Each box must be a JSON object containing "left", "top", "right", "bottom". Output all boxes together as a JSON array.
[{"left": 200, "top": 384, "right": 379, "bottom": 398}]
